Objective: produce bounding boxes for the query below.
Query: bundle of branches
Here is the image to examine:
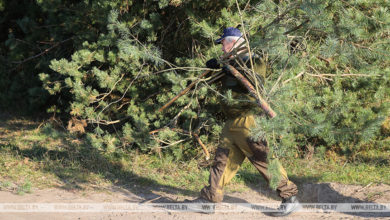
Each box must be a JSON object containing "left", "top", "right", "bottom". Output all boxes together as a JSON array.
[{"left": 38, "top": 0, "right": 388, "bottom": 166}]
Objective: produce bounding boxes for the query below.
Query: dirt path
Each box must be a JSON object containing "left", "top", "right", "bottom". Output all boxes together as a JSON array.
[
  {"left": 0, "top": 115, "right": 389, "bottom": 219},
  {"left": 1, "top": 182, "right": 390, "bottom": 220}
]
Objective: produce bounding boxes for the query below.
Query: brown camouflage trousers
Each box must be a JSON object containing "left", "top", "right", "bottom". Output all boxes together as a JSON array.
[{"left": 200, "top": 115, "right": 298, "bottom": 203}]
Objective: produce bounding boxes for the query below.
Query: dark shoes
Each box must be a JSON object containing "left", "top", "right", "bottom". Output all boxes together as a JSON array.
[
  {"left": 270, "top": 195, "right": 301, "bottom": 217},
  {"left": 182, "top": 196, "right": 300, "bottom": 216},
  {"left": 183, "top": 197, "right": 215, "bottom": 214},
  {"left": 184, "top": 197, "right": 211, "bottom": 203}
]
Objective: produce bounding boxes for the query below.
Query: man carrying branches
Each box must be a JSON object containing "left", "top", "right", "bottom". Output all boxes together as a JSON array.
[{"left": 187, "top": 27, "right": 300, "bottom": 216}]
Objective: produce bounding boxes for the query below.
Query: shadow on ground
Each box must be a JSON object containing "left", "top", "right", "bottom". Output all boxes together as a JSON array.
[
  {"left": 0, "top": 115, "right": 188, "bottom": 203},
  {"left": 237, "top": 170, "right": 390, "bottom": 217},
  {"left": 1, "top": 115, "right": 389, "bottom": 217}
]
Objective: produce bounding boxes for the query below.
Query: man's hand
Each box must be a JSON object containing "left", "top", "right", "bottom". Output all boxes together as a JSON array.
[{"left": 206, "top": 58, "right": 220, "bottom": 69}]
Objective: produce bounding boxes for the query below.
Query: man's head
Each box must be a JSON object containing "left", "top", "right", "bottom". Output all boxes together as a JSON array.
[{"left": 215, "top": 27, "right": 244, "bottom": 55}]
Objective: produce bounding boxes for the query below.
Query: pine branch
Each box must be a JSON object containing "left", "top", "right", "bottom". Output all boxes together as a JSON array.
[
  {"left": 193, "top": 133, "right": 210, "bottom": 160},
  {"left": 282, "top": 71, "right": 304, "bottom": 85},
  {"left": 157, "top": 69, "right": 212, "bottom": 112},
  {"left": 225, "top": 65, "right": 277, "bottom": 118},
  {"left": 284, "top": 19, "right": 310, "bottom": 35},
  {"left": 92, "top": 73, "right": 125, "bottom": 104},
  {"left": 262, "top": 3, "right": 299, "bottom": 32},
  {"left": 12, "top": 38, "right": 73, "bottom": 65},
  {"left": 236, "top": 0, "right": 262, "bottom": 102}
]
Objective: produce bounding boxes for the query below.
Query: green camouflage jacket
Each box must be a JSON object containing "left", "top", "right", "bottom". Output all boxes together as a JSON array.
[{"left": 219, "top": 54, "right": 266, "bottom": 118}]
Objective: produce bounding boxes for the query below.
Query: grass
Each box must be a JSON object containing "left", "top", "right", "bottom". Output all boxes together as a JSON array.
[
  {"left": 17, "top": 180, "right": 32, "bottom": 195},
  {"left": 0, "top": 116, "right": 389, "bottom": 197},
  {"left": 283, "top": 157, "right": 390, "bottom": 185}
]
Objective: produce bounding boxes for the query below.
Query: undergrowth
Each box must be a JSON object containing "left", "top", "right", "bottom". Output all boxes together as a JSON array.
[{"left": 0, "top": 118, "right": 389, "bottom": 195}]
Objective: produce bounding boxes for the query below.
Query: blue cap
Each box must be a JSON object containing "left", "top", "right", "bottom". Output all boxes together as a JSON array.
[{"left": 215, "top": 27, "right": 242, "bottom": 44}]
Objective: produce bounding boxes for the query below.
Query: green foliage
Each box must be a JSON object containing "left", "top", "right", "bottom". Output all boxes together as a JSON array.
[
  {"left": 1, "top": 0, "right": 127, "bottom": 112},
  {"left": 36, "top": 1, "right": 229, "bottom": 158},
  {"left": 248, "top": 0, "right": 389, "bottom": 164},
  {"left": 268, "top": 159, "right": 282, "bottom": 190},
  {"left": 1, "top": 0, "right": 389, "bottom": 171},
  {"left": 17, "top": 180, "right": 32, "bottom": 195}
]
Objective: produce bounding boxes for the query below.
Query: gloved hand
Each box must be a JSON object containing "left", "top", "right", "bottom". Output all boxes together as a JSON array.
[{"left": 206, "top": 58, "right": 220, "bottom": 69}]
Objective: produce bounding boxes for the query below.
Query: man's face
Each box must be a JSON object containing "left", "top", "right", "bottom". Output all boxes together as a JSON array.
[{"left": 221, "top": 39, "right": 236, "bottom": 55}]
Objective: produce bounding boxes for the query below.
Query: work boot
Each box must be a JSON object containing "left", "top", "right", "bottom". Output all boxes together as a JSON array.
[
  {"left": 183, "top": 197, "right": 215, "bottom": 214},
  {"left": 269, "top": 195, "right": 301, "bottom": 217}
]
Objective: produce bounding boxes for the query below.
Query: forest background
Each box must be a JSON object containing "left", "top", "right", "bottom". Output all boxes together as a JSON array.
[{"left": 0, "top": 0, "right": 389, "bottom": 193}]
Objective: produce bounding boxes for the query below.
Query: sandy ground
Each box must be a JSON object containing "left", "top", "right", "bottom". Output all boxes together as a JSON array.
[{"left": 1, "top": 182, "right": 390, "bottom": 220}]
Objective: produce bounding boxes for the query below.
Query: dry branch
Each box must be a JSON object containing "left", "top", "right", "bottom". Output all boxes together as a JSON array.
[
  {"left": 149, "top": 127, "right": 210, "bottom": 160},
  {"left": 225, "top": 65, "right": 277, "bottom": 118},
  {"left": 12, "top": 38, "right": 73, "bottom": 65},
  {"left": 158, "top": 70, "right": 211, "bottom": 112},
  {"left": 193, "top": 133, "right": 210, "bottom": 160},
  {"left": 157, "top": 46, "right": 248, "bottom": 113}
]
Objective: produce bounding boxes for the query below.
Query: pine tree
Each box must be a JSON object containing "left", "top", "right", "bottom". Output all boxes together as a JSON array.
[{"left": 2, "top": 0, "right": 388, "bottom": 171}]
